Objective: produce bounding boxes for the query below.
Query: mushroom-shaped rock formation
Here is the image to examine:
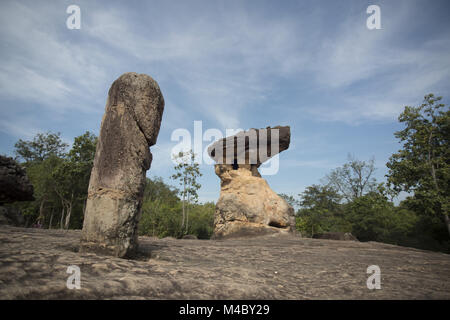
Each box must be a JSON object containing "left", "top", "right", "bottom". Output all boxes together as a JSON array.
[
  {"left": 80, "top": 72, "right": 164, "bottom": 258},
  {"left": 207, "top": 126, "right": 296, "bottom": 239}
]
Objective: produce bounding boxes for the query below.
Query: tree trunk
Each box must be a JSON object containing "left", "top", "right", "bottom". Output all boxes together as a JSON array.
[
  {"left": 152, "top": 219, "right": 155, "bottom": 237},
  {"left": 60, "top": 206, "right": 65, "bottom": 229},
  {"left": 445, "top": 215, "right": 450, "bottom": 237},
  {"left": 64, "top": 203, "right": 72, "bottom": 230},
  {"left": 48, "top": 208, "right": 54, "bottom": 229},
  {"left": 64, "top": 193, "right": 74, "bottom": 230},
  {"left": 181, "top": 176, "right": 186, "bottom": 229},
  {"left": 38, "top": 197, "right": 46, "bottom": 225},
  {"left": 82, "top": 199, "right": 86, "bottom": 218},
  {"left": 186, "top": 193, "right": 190, "bottom": 234},
  {"left": 428, "top": 130, "right": 449, "bottom": 237}
]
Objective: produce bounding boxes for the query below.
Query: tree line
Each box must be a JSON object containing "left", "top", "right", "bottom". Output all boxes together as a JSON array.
[
  {"left": 280, "top": 94, "right": 449, "bottom": 253},
  {"left": 5, "top": 93, "right": 449, "bottom": 252},
  {"left": 12, "top": 131, "right": 97, "bottom": 229},
  {"left": 10, "top": 131, "right": 215, "bottom": 238}
]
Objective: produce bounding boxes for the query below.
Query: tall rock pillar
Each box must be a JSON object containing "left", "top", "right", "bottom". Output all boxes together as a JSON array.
[{"left": 80, "top": 72, "right": 164, "bottom": 257}]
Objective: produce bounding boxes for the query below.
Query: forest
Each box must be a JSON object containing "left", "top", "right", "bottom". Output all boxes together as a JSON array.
[{"left": 5, "top": 94, "right": 450, "bottom": 253}]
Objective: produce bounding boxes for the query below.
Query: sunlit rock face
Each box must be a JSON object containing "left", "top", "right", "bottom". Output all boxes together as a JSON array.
[
  {"left": 208, "top": 126, "right": 296, "bottom": 239},
  {"left": 80, "top": 72, "right": 164, "bottom": 258}
]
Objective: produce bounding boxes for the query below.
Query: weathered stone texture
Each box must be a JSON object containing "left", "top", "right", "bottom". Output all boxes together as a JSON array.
[
  {"left": 80, "top": 72, "right": 164, "bottom": 258},
  {"left": 208, "top": 126, "right": 290, "bottom": 166},
  {"left": 208, "top": 126, "right": 296, "bottom": 239},
  {"left": 3, "top": 225, "right": 450, "bottom": 299}
]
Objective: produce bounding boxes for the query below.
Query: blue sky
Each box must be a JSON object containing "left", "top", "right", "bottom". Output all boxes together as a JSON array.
[{"left": 0, "top": 0, "right": 449, "bottom": 203}]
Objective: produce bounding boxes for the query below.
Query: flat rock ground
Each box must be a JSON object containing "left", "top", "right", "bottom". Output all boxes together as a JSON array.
[{"left": 0, "top": 225, "right": 449, "bottom": 299}]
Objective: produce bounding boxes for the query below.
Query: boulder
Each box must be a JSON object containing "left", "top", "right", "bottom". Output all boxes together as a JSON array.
[
  {"left": 208, "top": 126, "right": 296, "bottom": 239},
  {"left": 80, "top": 72, "right": 164, "bottom": 258},
  {"left": 0, "top": 155, "right": 34, "bottom": 204},
  {"left": 0, "top": 206, "right": 25, "bottom": 226}
]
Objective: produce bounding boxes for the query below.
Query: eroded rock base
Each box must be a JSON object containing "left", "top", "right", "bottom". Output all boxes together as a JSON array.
[
  {"left": 213, "top": 164, "right": 296, "bottom": 239},
  {"left": 80, "top": 192, "right": 141, "bottom": 258}
]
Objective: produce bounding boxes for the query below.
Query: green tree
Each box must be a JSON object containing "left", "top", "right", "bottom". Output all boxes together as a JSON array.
[
  {"left": 387, "top": 94, "right": 450, "bottom": 236},
  {"left": 14, "top": 132, "right": 68, "bottom": 164},
  {"left": 52, "top": 131, "right": 97, "bottom": 229},
  {"left": 139, "top": 177, "right": 182, "bottom": 237},
  {"left": 13, "top": 131, "right": 96, "bottom": 229},
  {"left": 24, "top": 155, "right": 63, "bottom": 226},
  {"left": 185, "top": 202, "right": 215, "bottom": 239},
  {"left": 296, "top": 184, "right": 347, "bottom": 237},
  {"left": 139, "top": 200, "right": 183, "bottom": 238},
  {"left": 13, "top": 132, "right": 69, "bottom": 226},
  {"left": 171, "top": 150, "right": 202, "bottom": 235},
  {"left": 143, "top": 176, "right": 179, "bottom": 204},
  {"left": 346, "top": 186, "right": 417, "bottom": 244},
  {"left": 278, "top": 193, "right": 300, "bottom": 209},
  {"left": 326, "top": 155, "right": 377, "bottom": 201},
  {"left": 68, "top": 131, "right": 97, "bottom": 164},
  {"left": 138, "top": 177, "right": 214, "bottom": 239},
  {"left": 300, "top": 184, "right": 343, "bottom": 210}
]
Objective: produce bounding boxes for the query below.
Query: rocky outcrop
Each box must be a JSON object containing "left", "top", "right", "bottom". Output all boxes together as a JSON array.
[
  {"left": 208, "top": 126, "right": 296, "bottom": 239},
  {"left": 0, "top": 156, "right": 33, "bottom": 226},
  {"left": 80, "top": 72, "right": 164, "bottom": 258},
  {"left": 0, "top": 155, "right": 34, "bottom": 204},
  {"left": 0, "top": 206, "right": 25, "bottom": 226}
]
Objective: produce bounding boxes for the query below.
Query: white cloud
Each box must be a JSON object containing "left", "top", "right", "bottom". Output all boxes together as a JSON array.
[
  {"left": 298, "top": 4, "right": 450, "bottom": 124},
  {"left": 83, "top": 5, "right": 313, "bottom": 130},
  {"left": 0, "top": 118, "right": 42, "bottom": 141},
  {"left": 5, "top": 0, "right": 446, "bottom": 132},
  {"left": 1, "top": 0, "right": 449, "bottom": 176},
  {"left": 0, "top": 1, "right": 115, "bottom": 115}
]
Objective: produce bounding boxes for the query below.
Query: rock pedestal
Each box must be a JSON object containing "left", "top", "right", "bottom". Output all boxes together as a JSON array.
[
  {"left": 80, "top": 72, "right": 164, "bottom": 258},
  {"left": 208, "top": 126, "right": 296, "bottom": 239}
]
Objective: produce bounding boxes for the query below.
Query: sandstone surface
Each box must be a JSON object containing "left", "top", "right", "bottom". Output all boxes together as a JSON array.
[
  {"left": 208, "top": 126, "right": 296, "bottom": 239},
  {"left": 1, "top": 225, "right": 449, "bottom": 299},
  {"left": 80, "top": 72, "right": 164, "bottom": 258},
  {"left": 212, "top": 164, "right": 296, "bottom": 239}
]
